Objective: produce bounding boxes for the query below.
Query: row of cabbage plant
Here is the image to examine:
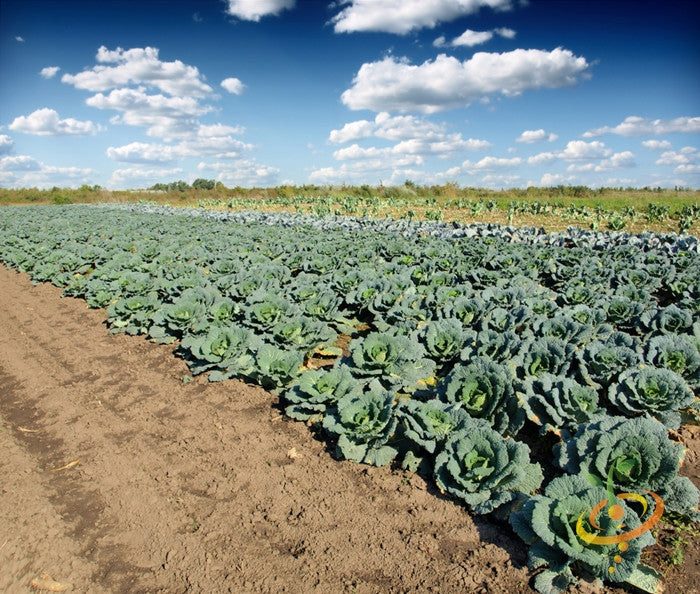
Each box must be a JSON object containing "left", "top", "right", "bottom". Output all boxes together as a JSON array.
[{"left": 0, "top": 203, "right": 698, "bottom": 593}]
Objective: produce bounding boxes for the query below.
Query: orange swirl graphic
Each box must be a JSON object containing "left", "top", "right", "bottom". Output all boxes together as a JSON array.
[{"left": 576, "top": 490, "right": 663, "bottom": 546}]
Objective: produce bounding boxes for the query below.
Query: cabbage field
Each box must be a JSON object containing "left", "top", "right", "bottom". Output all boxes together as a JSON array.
[{"left": 1, "top": 203, "right": 698, "bottom": 593}]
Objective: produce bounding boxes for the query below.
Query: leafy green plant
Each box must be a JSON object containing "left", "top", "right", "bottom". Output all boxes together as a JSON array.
[
  {"left": 577, "top": 338, "right": 643, "bottom": 389},
  {"left": 433, "top": 416, "right": 543, "bottom": 514},
  {"left": 556, "top": 415, "right": 700, "bottom": 516},
  {"left": 438, "top": 356, "right": 525, "bottom": 436},
  {"left": 518, "top": 373, "right": 600, "bottom": 435},
  {"left": 252, "top": 343, "right": 304, "bottom": 391},
  {"left": 510, "top": 474, "right": 657, "bottom": 593},
  {"left": 420, "top": 318, "right": 469, "bottom": 369},
  {"left": 347, "top": 331, "right": 435, "bottom": 392},
  {"left": 106, "top": 293, "right": 159, "bottom": 335},
  {"left": 149, "top": 296, "right": 207, "bottom": 343},
  {"left": 396, "top": 399, "right": 470, "bottom": 455},
  {"left": 608, "top": 367, "right": 695, "bottom": 429},
  {"left": 179, "top": 324, "right": 261, "bottom": 381},
  {"left": 517, "top": 337, "right": 576, "bottom": 380},
  {"left": 322, "top": 380, "right": 399, "bottom": 466},
  {"left": 281, "top": 365, "right": 363, "bottom": 422},
  {"left": 646, "top": 334, "right": 700, "bottom": 388},
  {"left": 270, "top": 315, "right": 337, "bottom": 355}
]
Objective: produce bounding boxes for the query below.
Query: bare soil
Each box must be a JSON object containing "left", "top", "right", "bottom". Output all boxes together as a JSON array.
[{"left": 0, "top": 264, "right": 697, "bottom": 594}]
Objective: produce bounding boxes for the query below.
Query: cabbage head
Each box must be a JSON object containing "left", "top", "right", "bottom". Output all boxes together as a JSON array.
[
  {"left": 149, "top": 297, "right": 208, "bottom": 343},
  {"left": 348, "top": 331, "right": 435, "bottom": 391},
  {"left": 556, "top": 415, "right": 700, "bottom": 516},
  {"left": 646, "top": 334, "right": 700, "bottom": 388},
  {"left": 608, "top": 367, "right": 695, "bottom": 429},
  {"left": 270, "top": 316, "right": 337, "bottom": 355},
  {"left": 434, "top": 416, "right": 543, "bottom": 514},
  {"left": 207, "top": 298, "right": 241, "bottom": 326},
  {"left": 480, "top": 305, "right": 534, "bottom": 336},
  {"left": 180, "top": 324, "right": 261, "bottom": 381},
  {"left": 243, "top": 291, "right": 299, "bottom": 331},
  {"left": 439, "top": 356, "right": 524, "bottom": 436},
  {"left": 518, "top": 373, "right": 599, "bottom": 435},
  {"left": 396, "top": 400, "right": 470, "bottom": 454},
  {"left": 438, "top": 295, "right": 484, "bottom": 328},
  {"left": 322, "top": 380, "right": 399, "bottom": 466},
  {"left": 577, "top": 338, "right": 642, "bottom": 389},
  {"left": 460, "top": 329, "right": 522, "bottom": 366},
  {"left": 510, "top": 474, "right": 656, "bottom": 593},
  {"left": 106, "top": 293, "right": 159, "bottom": 335},
  {"left": 252, "top": 343, "right": 304, "bottom": 391},
  {"left": 281, "top": 365, "right": 364, "bottom": 422},
  {"left": 517, "top": 337, "right": 576, "bottom": 380},
  {"left": 535, "top": 315, "right": 596, "bottom": 346},
  {"left": 421, "top": 318, "right": 468, "bottom": 368},
  {"left": 604, "top": 296, "right": 646, "bottom": 331},
  {"left": 641, "top": 304, "right": 694, "bottom": 336}
]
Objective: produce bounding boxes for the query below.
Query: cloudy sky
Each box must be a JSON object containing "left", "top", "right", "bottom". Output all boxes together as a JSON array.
[{"left": 1, "top": 0, "right": 698, "bottom": 190}]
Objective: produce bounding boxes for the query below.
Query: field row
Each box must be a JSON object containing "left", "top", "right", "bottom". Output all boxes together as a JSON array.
[{"left": 1, "top": 204, "right": 698, "bottom": 593}]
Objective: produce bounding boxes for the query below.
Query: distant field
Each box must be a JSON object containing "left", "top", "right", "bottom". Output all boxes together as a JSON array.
[{"left": 2, "top": 183, "right": 699, "bottom": 235}]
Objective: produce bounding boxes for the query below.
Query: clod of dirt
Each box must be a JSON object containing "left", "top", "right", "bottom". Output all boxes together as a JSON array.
[{"left": 29, "top": 573, "right": 73, "bottom": 591}]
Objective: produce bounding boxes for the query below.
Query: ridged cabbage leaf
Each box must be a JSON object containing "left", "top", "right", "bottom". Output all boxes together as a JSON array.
[{"left": 434, "top": 417, "right": 543, "bottom": 514}]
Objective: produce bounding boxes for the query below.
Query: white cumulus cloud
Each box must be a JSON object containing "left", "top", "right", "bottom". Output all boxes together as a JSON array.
[
  {"left": 494, "top": 27, "right": 516, "bottom": 39},
  {"left": 106, "top": 142, "right": 191, "bottom": 164},
  {"left": 655, "top": 147, "right": 698, "bottom": 174},
  {"left": 86, "top": 87, "right": 212, "bottom": 140},
  {"left": 40, "top": 66, "right": 60, "bottom": 79},
  {"left": 0, "top": 155, "right": 42, "bottom": 171},
  {"left": 451, "top": 29, "right": 494, "bottom": 47},
  {"left": 516, "top": 129, "right": 558, "bottom": 143},
  {"left": 106, "top": 132, "right": 254, "bottom": 164},
  {"left": 62, "top": 46, "right": 213, "bottom": 98},
  {"left": 9, "top": 108, "right": 98, "bottom": 136},
  {"left": 559, "top": 140, "right": 611, "bottom": 161},
  {"left": 341, "top": 49, "right": 590, "bottom": 113},
  {"left": 642, "top": 139, "right": 672, "bottom": 150},
  {"left": 332, "top": 0, "right": 515, "bottom": 34},
  {"left": 221, "top": 77, "right": 245, "bottom": 94},
  {"left": 527, "top": 151, "right": 558, "bottom": 165},
  {"left": 224, "top": 0, "right": 295, "bottom": 21},
  {"left": 329, "top": 112, "right": 490, "bottom": 151},
  {"left": 0, "top": 156, "right": 97, "bottom": 189},
  {"left": 583, "top": 116, "right": 700, "bottom": 137},
  {"left": 446, "top": 27, "right": 516, "bottom": 47},
  {"left": 540, "top": 173, "right": 576, "bottom": 186},
  {"left": 0, "top": 135, "right": 14, "bottom": 155},
  {"left": 63, "top": 46, "right": 256, "bottom": 166}
]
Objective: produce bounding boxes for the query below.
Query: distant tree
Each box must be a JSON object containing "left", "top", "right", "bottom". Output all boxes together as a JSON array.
[{"left": 192, "top": 178, "right": 216, "bottom": 190}]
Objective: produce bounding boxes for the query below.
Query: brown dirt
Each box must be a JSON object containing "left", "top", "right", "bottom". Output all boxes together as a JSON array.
[{"left": 0, "top": 264, "right": 697, "bottom": 594}]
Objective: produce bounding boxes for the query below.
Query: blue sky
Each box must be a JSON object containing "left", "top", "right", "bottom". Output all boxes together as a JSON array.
[{"left": 1, "top": 0, "right": 698, "bottom": 190}]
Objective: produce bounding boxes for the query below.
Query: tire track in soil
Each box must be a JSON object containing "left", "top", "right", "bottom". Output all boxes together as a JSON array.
[{"left": 1, "top": 264, "right": 536, "bottom": 593}]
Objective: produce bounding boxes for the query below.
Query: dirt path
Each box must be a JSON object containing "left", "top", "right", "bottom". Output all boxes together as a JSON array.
[{"left": 0, "top": 265, "right": 538, "bottom": 593}]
